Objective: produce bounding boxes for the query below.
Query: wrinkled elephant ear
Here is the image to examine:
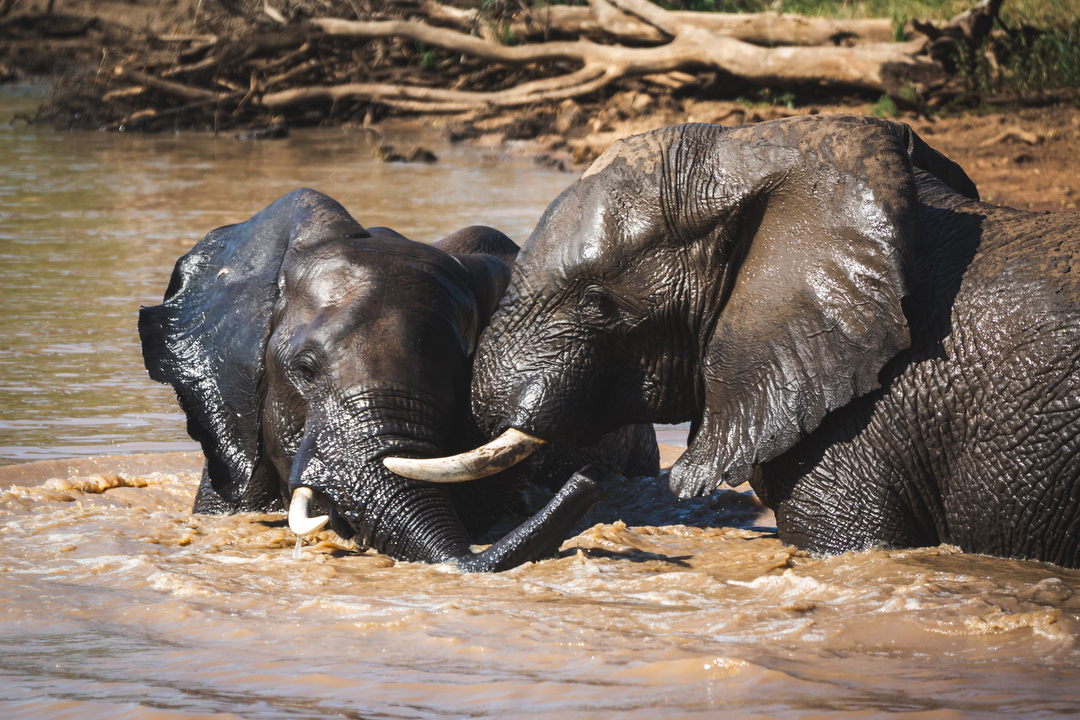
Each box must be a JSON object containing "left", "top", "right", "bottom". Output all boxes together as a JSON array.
[
  {"left": 432, "top": 226, "right": 519, "bottom": 354},
  {"left": 433, "top": 225, "right": 520, "bottom": 269},
  {"left": 139, "top": 188, "right": 368, "bottom": 506},
  {"left": 670, "top": 116, "right": 968, "bottom": 497}
]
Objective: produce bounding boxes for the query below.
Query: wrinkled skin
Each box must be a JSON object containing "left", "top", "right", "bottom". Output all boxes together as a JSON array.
[
  {"left": 471, "top": 115, "right": 1080, "bottom": 568},
  {"left": 140, "top": 189, "right": 658, "bottom": 571}
]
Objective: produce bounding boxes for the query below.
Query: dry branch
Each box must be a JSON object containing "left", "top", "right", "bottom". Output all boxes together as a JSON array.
[
  {"left": 305, "top": 0, "right": 942, "bottom": 111},
  {"left": 114, "top": 67, "right": 227, "bottom": 102},
  {"left": 509, "top": 0, "right": 895, "bottom": 47},
  {"left": 29, "top": 0, "right": 1012, "bottom": 133}
]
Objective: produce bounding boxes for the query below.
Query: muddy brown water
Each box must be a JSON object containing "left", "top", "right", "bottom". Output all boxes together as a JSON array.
[{"left": 3, "top": 87, "right": 1080, "bottom": 718}]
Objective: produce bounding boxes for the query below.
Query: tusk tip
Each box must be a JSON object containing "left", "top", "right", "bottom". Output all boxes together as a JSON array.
[
  {"left": 288, "top": 486, "right": 328, "bottom": 536},
  {"left": 382, "top": 456, "right": 416, "bottom": 475},
  {"left": 381, "top": 428, "right": 547, "bottom": 483},
  {"left": 289, "top": 513, "right": 329, "bottom": 536}
]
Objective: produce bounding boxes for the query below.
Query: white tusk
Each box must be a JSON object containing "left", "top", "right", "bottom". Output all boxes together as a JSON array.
[
  {"left": 288, "top": 487, "right": 329, "bottom": 536},
  {"left": 382, "top": 428, "right": 546, "bottom": 483}
]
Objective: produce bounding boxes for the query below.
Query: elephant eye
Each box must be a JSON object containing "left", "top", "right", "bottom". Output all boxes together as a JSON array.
[
  {"left": 291, "top": 356, "right": 319, "bottom": 384},
  {"left": 582, "top": 287, "right": 617, "bottom": 321}
]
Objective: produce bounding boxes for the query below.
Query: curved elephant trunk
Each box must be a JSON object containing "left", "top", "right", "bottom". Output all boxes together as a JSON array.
[
  {"left": 452, "top": 469, "right": 604, "bottom": 572},
  {"left": 382, "top": 428, "right": 545, "bottom": 483},
  {"left": 292, "top": 425, "right": 603, "bottom": 571}
]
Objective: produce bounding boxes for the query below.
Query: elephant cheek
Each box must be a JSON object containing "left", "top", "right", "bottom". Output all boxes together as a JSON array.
[{"left": 472, "top": 343, "right": 584, "bottom": 443}]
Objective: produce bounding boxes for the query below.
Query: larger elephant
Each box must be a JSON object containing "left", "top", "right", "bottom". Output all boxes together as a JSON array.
[
  {"left": 139, "top": 189, "right": 658, "bottom": 572},
  {"left": 393, "top": 115, "right": 1080, "bottom": 568}
]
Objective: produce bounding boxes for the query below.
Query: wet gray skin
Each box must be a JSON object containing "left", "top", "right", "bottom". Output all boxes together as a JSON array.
[
  {"left": 463, "top": 115, "right": 1080, "bottom": 568},
  {"left": 140, "top": 189, "right": 658, "bottom": 571}
]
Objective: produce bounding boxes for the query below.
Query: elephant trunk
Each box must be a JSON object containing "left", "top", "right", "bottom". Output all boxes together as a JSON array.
[
  {"left": 452, "top": 468, "right": 604, "bottom": 572},
  {"left": 291, "top": 417, "right": 603, "bottom": 571}
]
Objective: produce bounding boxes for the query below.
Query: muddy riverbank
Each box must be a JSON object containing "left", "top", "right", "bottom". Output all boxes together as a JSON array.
[{"left": 4, "top": 0, "right": 1079, "bottom": 213}]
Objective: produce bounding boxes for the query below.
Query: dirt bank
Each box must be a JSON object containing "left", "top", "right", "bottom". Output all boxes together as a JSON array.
[{"left": 425, "top": 98, "right": 1080, "bottom": 211}]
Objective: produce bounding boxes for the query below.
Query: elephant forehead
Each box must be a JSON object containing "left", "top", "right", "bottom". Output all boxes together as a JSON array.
[
  {"left": 284, "top": 254, "right": 385, "bottom": 307},
  {"left": 285, "top": 240, "right": 463, "bottom": 301},
  {"left": 580, "top": 128, "right": 677, "bottom": 181}
]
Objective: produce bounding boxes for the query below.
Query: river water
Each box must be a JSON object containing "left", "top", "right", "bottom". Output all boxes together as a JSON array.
[{"left": 2, "top": 87, "right": 1080, "bottom": 719}]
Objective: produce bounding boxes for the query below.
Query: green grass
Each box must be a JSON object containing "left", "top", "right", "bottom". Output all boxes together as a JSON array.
[
  {"left": 944, "top": 12, "right": 1080, "bottom": 95},
  {"left": 870, "top": 94, "right": 898, "bottom": 116},
  {"left": 778, "top": 0, "right": 1080, "bottom": 94},
  {"left": 710, "top": 0, "right": 1079, "bottom": 28}
]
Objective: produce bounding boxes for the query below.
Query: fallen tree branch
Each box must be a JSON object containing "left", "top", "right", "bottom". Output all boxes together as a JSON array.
[
  {"left": 114, "top": 66, "right": 227, "bottom": 102},
  {"left": 27, "top": 0, "right": 1020, "bottom": 133},
  {"left": 159, "top": 55, "right": 219, "bottom": 78},
  {"left": 306, "top": 0, "right": 940, "bottom": 112},
  {"left": 259, "top": 65, "right": 615, "bottom": 111},
  {"left": 508, "top": 0, "right": 896, "bottom": 47},
  {"left": 983, "top": 87, "right": 1080, "bottom": 106},
  {"left": 111, "top": 91, "right": 245, "bottom": 129},
  {"left": 0, "top": 0, "right": 22, "bottom": 18}
]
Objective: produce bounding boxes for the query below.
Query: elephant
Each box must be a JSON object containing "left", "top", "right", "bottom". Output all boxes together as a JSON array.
[
  {"left": 139, "top": 188, "right": 659, "bottom": 572},
  {"left": 390, "top": 115, "right": 1080, "bottom": 568}
]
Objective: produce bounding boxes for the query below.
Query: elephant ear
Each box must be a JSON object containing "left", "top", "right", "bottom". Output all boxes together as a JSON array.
[
  {"left": 448, "top": 253, "right": 513, "bottom": 350},
  {"left": 433, "top": 225, "right": 520, "bottom": 269},
  {"left": 897, "top": 122, "right": 980, "bottom": 201},
  {"left": 139, "top": 188, "right": 368, "bottom": 505},
  {"left": 432, "top": 226, "right": 519, "bottom": 352},
  {"left": 669, "top": 116, "right": 926, "bottom": 497}
]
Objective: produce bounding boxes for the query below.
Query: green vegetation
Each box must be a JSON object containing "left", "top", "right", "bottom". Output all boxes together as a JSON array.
[
  {"left": 870, "top": 94, "right": 898, "bottom": 117},
  {"left": 773, "top": 0, "right": 1080, "bottom": 96},
  {"left": 536, "top": 0, "right": 1079, "bottom": 31},
  {"left": 667, "top": 0, "right": 1080, "bottom": 29},
  {"left": 741, "top": 86, "right": 798, "bottom": 108},
  {"left": 416, "top": 43, "right": 438, "bottom": 68},
  {"left": 961, "top": 18, "right": 1080, "bottom": 94},
  {"left": 892, "top": 11, "right": 908, "bottom": 42}
]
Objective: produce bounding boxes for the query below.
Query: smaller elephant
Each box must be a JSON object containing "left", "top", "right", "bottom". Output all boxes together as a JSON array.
[
  {"left": 401, "top": 115, "right": 1080, "bottom": 568},
  {"left": 139, "top": 189, "right": 658, "bottom": 571}
]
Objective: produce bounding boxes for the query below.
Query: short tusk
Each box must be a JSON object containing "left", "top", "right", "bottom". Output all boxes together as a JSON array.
[
  {"left": 288, "top": 487, "right": 329, "bottom": 536},
  {"left": 382, "top": 428, "right": 546, "bottom": 483}
]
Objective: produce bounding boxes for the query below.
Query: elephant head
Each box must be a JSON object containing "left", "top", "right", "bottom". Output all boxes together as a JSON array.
[
  {"left": 140, "top": 189, "right": 604, "bottom": 571},
  {"left": 400, "top": 115, "right": 978, "bottom": 499}
]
